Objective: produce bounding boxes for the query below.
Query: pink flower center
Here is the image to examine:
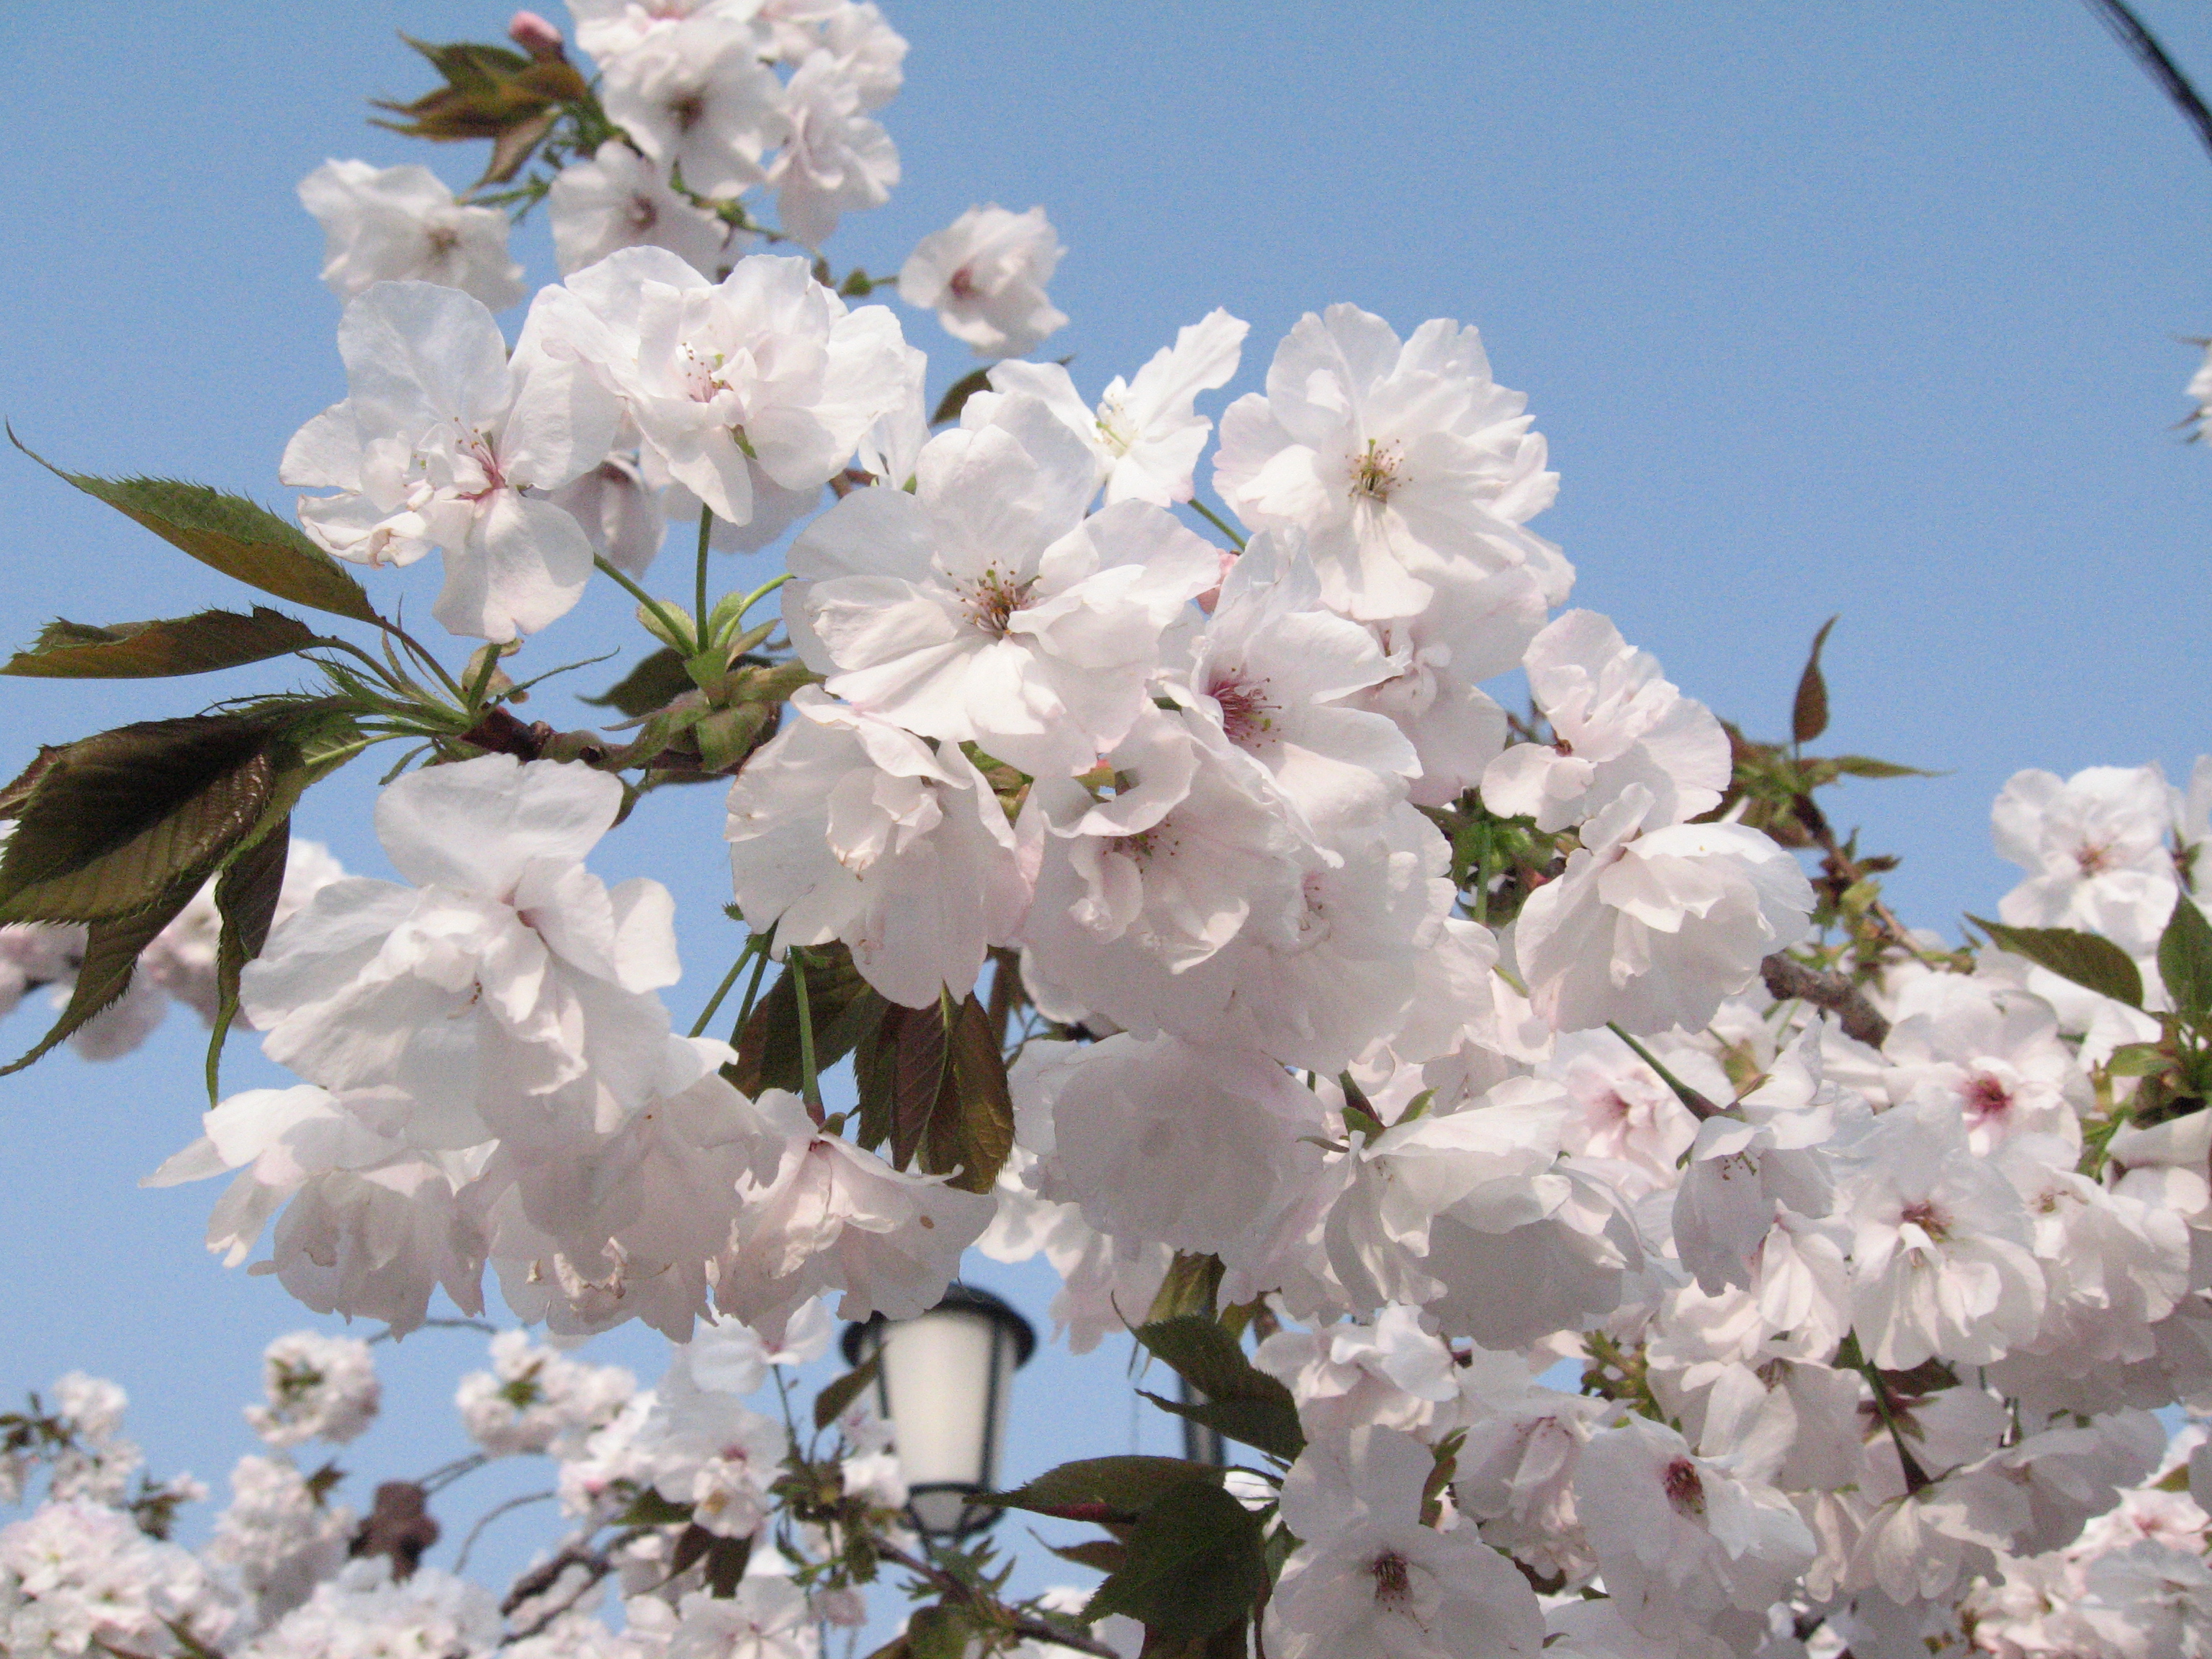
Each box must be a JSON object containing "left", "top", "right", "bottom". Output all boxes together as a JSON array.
[
  {"left": 1663, "top": 1456, "right": 1707, "bottom": 1519},
  {"left": 948, "top": 266, "right": 979, "bottom": 300},
  {"left": 1209, "top": 675, "right": 1277, "bottom": 746},
  {"left": 1961, "top": 1073, "right": 2013, "bottom": 1123},
  {"left": 1900, "top": 1198, "right": 1951, "bottom": 1241},
  {"left": 1367, "top": 1548, "right": 1414, "bottom": 1610}
]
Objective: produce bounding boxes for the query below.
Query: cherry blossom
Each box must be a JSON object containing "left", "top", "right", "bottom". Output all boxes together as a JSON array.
[
  {"left": 534, "top": 247, "right": 912, "bottom": 529},
  {"left": 898, "top": 204, "right": 1067, "bottom": 356},
  {"left": 1214, "top": 303, "right": 1569, "bottom": 621},
  {"left": 783, "top": 410, "right": 1218, "bottom": 777},
  {"left": 282, "top": 281, "right": 622, "bottom": 639},
  {"left": 966, "top": 310, "right": 1249, "bottom": 505},
  {"left": 299, "top": 160, "right": 524, "bottom": 310},
  {"left": 549, "top": 141, "right": 736, "bottom": 277}
]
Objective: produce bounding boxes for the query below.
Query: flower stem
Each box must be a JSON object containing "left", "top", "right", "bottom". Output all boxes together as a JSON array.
[
  {"left": 790, "top": 945, "right": 824, "bottom": 1123},
  {"left": 694, "top": 504, "right": 715, "bottom": 653},
  {"left": 1189, "top": 498, "right": 1248, "bottom": 549},
  {"left": 593, "top": 554, "right": 693, "bottom": 653},
  {"left": 689, "top": 936, "right": 763, "bottom": 1039}
]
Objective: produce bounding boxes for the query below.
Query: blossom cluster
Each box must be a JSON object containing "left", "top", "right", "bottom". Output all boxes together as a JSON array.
[
  {"left": 0, "top": 1318, "right": 929, "bottom": 1658},
  {"left": 8, "top": 2, "right": 2212, "bottom": 1657}
]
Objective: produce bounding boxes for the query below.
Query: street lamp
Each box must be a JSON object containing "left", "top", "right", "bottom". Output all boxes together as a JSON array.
[{"left": 840, "top": 1283, "right": 1037, "bottom": 1538}]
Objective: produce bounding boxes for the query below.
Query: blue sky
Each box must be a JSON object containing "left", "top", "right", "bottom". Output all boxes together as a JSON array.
[{"left": 0, "top": 0, "right": 2208, "bottom": 1612}]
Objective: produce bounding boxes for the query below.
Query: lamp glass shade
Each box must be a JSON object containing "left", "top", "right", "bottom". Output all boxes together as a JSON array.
[{"left": 842, "top": 1285, "right": 1035, "bottom": 1537}]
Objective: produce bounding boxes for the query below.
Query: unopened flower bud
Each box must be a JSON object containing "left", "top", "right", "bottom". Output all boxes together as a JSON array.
[{"left": 508, "top": 10, "right": 566, "bottom": 59}]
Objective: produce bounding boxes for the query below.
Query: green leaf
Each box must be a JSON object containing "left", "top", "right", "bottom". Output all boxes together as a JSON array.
[
  {"left": 703, "top": 1531, "right": 752, "bottom": 1599},
  {"left": 730, "top": 945, "right": 884, "bottom": 1096},
  {"left": 1047, "top": 1538, "right": 1128, "bottom": 1574},
  {"left": 616, "top": 1486, "right": 696, "bottom": 1528},
  {"left": 930, "top": 367, "right": 994, "bottom": 427},
  {"left": 2107, "top": 1041, "right": 2173, "bottom": 1077},
  {"left": 0, "top": 714, "right": 285, "bottom": 923},
  {"left": 694, "top": 704, "right": 770, "bottom": 773},
  {"left": 1084, "top": 1480, "right": 1267, "bottom": 1642},
  {"left": 2159, "top": 898, "right": 2212, "bottom": 1023},
  {"left": 904, "top": 1607, "right": 971, "bottom": 1659},
  {"left": 15, "top": 442, "right": 382, "bottom": 624},
  {"left": 1137, "top": 1391, "right": 1303, "bottom": 1464},
  {"left": 990, "top": 1455, "right": 1224, "bottom": 1521},
  {"left": 583, "top": 647, "right": 693, "bottom": 718},
  {"left": 1968, "top": 915, "right": 2145, "bottom": 1009},
  {"left": 0, "top": 703, "right": 358, "bottom": 925},
  {"left": 813, "top": 1354, "right": 882, "bottom": 1432},
  {"left": 0, "top": 876, "right": 202, "bottom": 1076},
  {"left": 1829, "top": 755, "right": 1939, "bottom": 780},
  {"left": 1, "top": 608, "right": 320, "bottom": 679},
  {"left": 1791, "top": 615, "right": 1838, "bottom": 747},
  {"left": 1144, "top": 1253, "right": 1225, "bottom": 1324},
  {"left": 205, "top": 822, "right": 290, "bottom": 1102},
  {"left": 855, "top": 993, "right": 1015, "bottom": 1193},
  {"left": 1131, "top": 1316, "right": 1303, "bottom": 1461}
]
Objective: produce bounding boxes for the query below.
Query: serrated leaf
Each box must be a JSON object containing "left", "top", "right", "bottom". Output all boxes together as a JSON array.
[
  {"left": 989, "top": 1456, "right": 1223, "bottom": 1521},
  {"left": 206, "top": 822, "right": 289, "bottom": 1102},
  {"left": 813, "top": 1354, "right": 881, "bottom": 1432},
  {"left": 1969, "top": 915, "right": 2144, "bottom": 1009},
  {"left": 2159, "top": 898, "right": 2212, "bottom": 1023},
  {"left": 930, "top": 367, "right": 994, "bottom": 427},
  {"left": 0, "top": 714, "right": 282, "bottom": 922},
  {"left": 582, "top": 648, "right": 693, "bottom": 719},
  {"left": 636, "top": 601, "right": 697, "bottom": 653},
  {"left": 2, "top": 608, "right": 320, "bottom": 679},
  {"left": 1084, "top": 1480, "right": 1266, "bottom": 1642},
  {"left": 1137, "top": 1391, "right": 1303, "bottom": 1464},
  {"left": 859, "top": 994, "right": 1013, "bottom": 1193},
  {"left": 0, "top": 876, "right": 201, "bottom": 1076},
  {"left": 15, "top": 441, "right": 382, "bottom": 624},
  {"left": 730, "top": 945, "right": 883, "bottom": 1096},
  {"left": 1791, "top": 615, "right": 1838, "bottom": 746},
  {"left": 1131, "top": 1317, "right": 1303, "bottom": 1461},
  {"left": 0, "top": 703, "right": 356, "bottom": 925},
  {"left": 1048, "top": 1538, "right": 1128, "bottom": 1574},
  {"left": 938, "top": 991, "right": 1015, "bottom": 1191}
]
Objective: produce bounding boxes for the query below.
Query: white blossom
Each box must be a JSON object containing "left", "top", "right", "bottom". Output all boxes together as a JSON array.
[
  {"left": 1265, "top": 1424, "right": 1544, "bottom": 1659},
  {"left": 966, "top": 309, "right": 1249, "bottom": 505},
  {"left": 898, "top": 204, "right": 1067, "bottom": 356},
  {"left": 725, "top": 688, "right": 1029, "bottom": 1008},
  {"left": 282, "top": 281, "right": 621, "bottom": 639},
  {"left": 298, "top": 160, "right": 523, "bottom": 309},
  {"left": 550, "top": 140, "right": 736, "bottom": 277},
  {"left": 784, "top": 409, "right": 1218, "bottom": 777},
  {"left": 1214, "top": 303, "right": 1568, "bottom": 621},
  {"left": 244, "top": 1331, "right": 380, "bottom": 1449},
  {"left": 534, "top": 247, "right": 913, "bottom": 529}
]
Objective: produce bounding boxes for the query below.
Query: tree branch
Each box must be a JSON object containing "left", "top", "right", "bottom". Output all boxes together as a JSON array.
[
  {"left": 2081, "top": 0, "right": 2212, "bottom": 162},
  {"left": 1760, "top": 953, "right": 1892, "bottom": 1048}
]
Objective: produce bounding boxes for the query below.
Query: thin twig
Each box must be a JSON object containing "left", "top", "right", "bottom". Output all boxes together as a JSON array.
[
  {"left": 454, "top": 1489, "right": 555, "bottom": 1575},
  {"left": 2081, "top": 0, "right": 2212, "bottom": 161},
  {"left": 873, "top": 1540, "right": 1124, "bottom": 1659}
]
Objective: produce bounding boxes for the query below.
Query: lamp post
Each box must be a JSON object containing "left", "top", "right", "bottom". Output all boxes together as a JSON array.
[{"left": 840, "top": 1283, "right": 1037, "bottom": 1538}]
